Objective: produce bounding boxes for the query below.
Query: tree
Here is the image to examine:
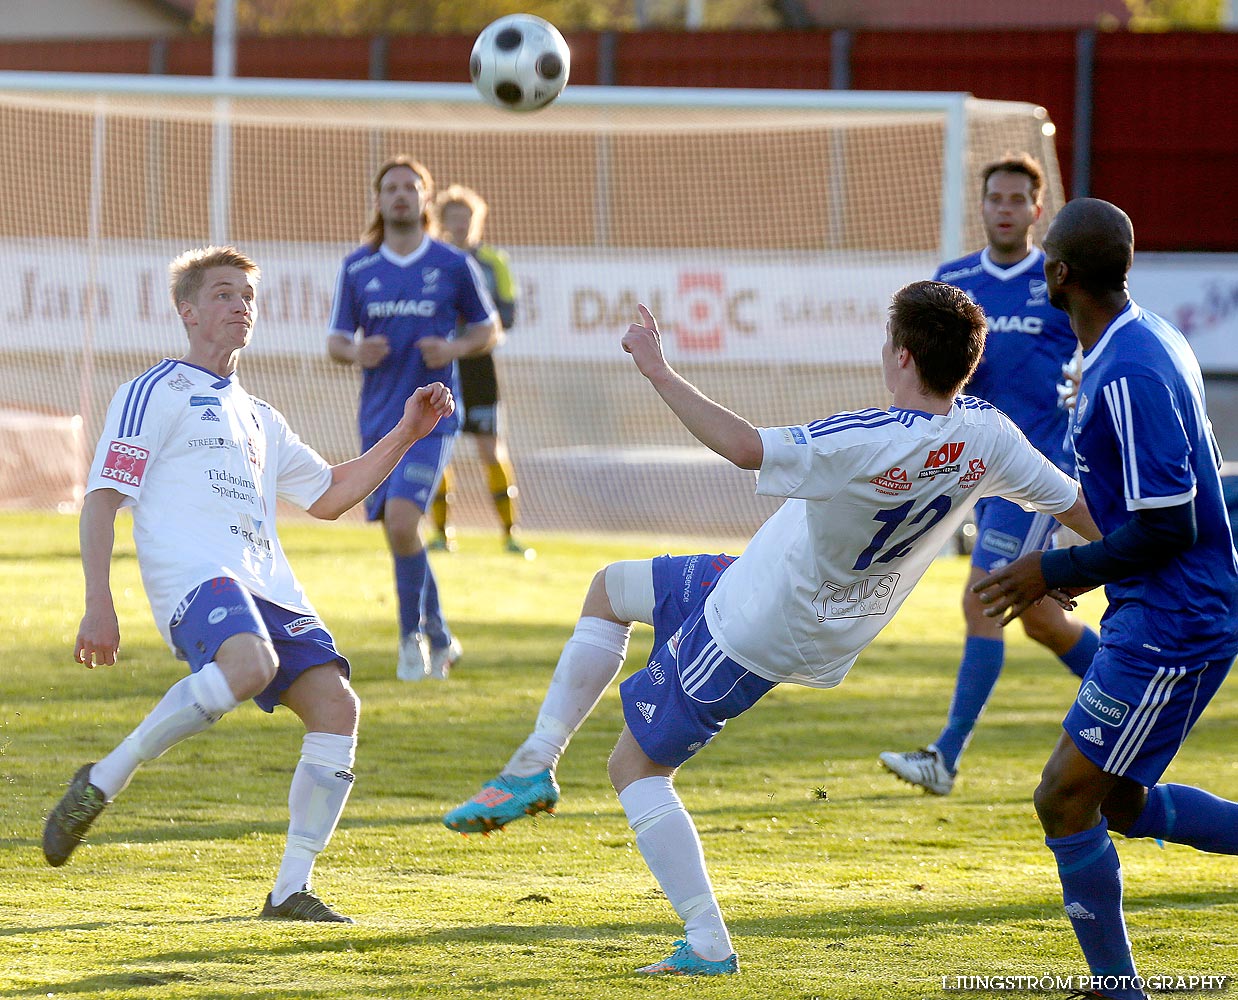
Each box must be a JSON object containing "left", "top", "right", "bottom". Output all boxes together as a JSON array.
[{"left": 1124, "top": 0, "right": 1225, "bottom": 29}]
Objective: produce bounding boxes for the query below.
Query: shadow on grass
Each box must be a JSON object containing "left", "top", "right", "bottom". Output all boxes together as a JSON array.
[{"left": 9, "top": 885, "right": 1237, "bottom": 997}]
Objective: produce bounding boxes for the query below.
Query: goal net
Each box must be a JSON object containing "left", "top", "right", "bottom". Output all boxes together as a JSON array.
[{"left": 0, "top": 75, "right": 1063, "bottom": 538}]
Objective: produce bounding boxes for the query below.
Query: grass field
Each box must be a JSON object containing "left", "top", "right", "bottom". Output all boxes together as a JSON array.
[{"left": 0, "top": 510, "right": 1234, "bottom": 999}]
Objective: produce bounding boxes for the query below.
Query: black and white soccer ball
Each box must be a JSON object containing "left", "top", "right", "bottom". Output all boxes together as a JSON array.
[{"left": 470, "top": 13, "right": 570, "bottom": 113}]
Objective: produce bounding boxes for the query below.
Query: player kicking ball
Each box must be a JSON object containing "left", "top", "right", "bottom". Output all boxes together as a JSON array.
[
  {"left": 44, "top": 246, "right": 454, "bottom": 922},
  {"left": 444, "top": 285, "right": 1099, "bottom": 975}
]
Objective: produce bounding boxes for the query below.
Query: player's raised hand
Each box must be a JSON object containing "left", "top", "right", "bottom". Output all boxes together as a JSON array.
[
  {"left": 1056, "top": 352, "right": 1083, "bottom": 413},
  {"left": 355, "top": 333, "right": 390, "bottom": 369},
  {"left": 622, "top": 304, "right": 671, "bottom": 379},
  {"left": 75, "top": 606, "right": 120, "bottom": 668},
  {"left": 401, "top": 382, "right": 455, "bottom": 441}
]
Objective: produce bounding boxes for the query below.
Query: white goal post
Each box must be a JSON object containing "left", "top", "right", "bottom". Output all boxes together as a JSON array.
[{"left": 0, "top": 71, "right": 1063, "bottom": 536}]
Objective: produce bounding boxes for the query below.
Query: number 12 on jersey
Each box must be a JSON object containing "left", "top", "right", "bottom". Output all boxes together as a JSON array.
[{"left": 852, "top": 495, "right": 954, "bottom": 571}]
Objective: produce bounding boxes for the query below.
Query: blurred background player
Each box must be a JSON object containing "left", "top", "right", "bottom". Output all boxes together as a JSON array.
[
  {"left": 43, "top": 245, "right": 455, "bottom": 922},
  {"left": 444, "top": 288, "right": 1098, "bottom": 977},
  {"left": 880, "top": 153, "right": 1100, "bottom": 795},
  {"left": 327, "top": 158, "right": 499, "bottom": 681},
  {"left": 428, "top": 183, "right": 533, "bottom": 559},
  {"left": 973, "top": 198, "right": 1238, "bottom": 1000}
]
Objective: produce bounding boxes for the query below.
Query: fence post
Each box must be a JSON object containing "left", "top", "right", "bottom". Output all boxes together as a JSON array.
[{"left": 1073, "top": 28, "right": 1096, "bottom": 198}]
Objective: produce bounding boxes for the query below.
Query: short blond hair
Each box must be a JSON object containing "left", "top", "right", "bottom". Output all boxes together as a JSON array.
[
  {"left": 168, "top": 246, "right": 261, "bottom": 309},
  {"left": 432, "top": 183, "right": 489, "bottom": 245}
]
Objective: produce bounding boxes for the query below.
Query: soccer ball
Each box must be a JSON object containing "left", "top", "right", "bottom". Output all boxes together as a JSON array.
[{"left": 470, "top": 13, "right": 570, "bottom": 113}]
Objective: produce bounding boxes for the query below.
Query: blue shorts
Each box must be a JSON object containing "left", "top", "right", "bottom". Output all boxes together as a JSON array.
[
  {"left": 970, "top": 495, "right": 1060, "bottom": 573},
  {"left": 169, "top": 577, "right": 349, "bottom": 714},
  {"left": 364, "top": 432, "right": 455, "bottom": 520},
  {"left": 1063, "top": 645, "right": 1232, "bottom": 786},
  {"left": 622, "top": 553, "right": 772, "bottom": 768},
  {"left": 649, "top": 552, "right": 736, "bottom": 652}
]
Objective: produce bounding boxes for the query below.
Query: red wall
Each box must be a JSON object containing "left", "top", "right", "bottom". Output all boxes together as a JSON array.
[
  {"left": 1091, "top": 32, "right": 1238, "bottom": 251},
  {"left": 0, "top": 30, "right": 1234, "bottom": 250}
]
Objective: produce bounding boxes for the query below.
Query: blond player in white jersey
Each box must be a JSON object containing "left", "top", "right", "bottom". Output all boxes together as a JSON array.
[
  {"left": 444, "top": 281, "right": 1100, "bottom": 976},
  {"left": 43, "top": 246, "right": 454, "bottom": 923}
]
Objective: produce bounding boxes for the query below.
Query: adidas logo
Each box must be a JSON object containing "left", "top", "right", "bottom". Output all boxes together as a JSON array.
[
  {"left": 1079, "top": 726, "right": 1104, "bottom": 746},
  {"left": 365, "top": 277, "right": 382, "bottom": 292},
  {"left": 636, "top": 701, "right": 657, "bottom": 723},
  {"left": 200, "top": 407, "right": 221, "bottom": 422},
  {"left": 1064, "top": 901, "right": 1096, "bottom": 920}
]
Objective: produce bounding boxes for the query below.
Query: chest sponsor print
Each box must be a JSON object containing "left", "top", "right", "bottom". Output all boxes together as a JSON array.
[{"left": 812, "top": 572, "right": 899, "bottom": 621}]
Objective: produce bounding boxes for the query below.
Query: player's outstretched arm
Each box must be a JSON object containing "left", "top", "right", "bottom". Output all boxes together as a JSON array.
[
  {"left": 622, "top": 304, "right": 763, "bottom": 470},
  {"left": 1051, "top": 489, "right": 1101, "bottom": 542},
  {"left": 76, "top": 488, "right": 126, "bottom": 668},
  {"left": 309, "top": 383, "right": 455, "bottom": 520}
]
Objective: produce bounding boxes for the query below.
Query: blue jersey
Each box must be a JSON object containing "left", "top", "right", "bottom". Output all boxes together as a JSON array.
[
  {"left": 1071, "top": 301, "right": 1238, "bottom": 663},
  {"left": 935, "top": 248, "right": 1075, "bottom": 470},
  {"left": 329, "top": 238, "right": 496, "bottom": 446}
]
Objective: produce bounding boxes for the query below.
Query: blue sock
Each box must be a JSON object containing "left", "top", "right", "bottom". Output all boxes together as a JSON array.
[
  {"left": 1046, "top": 820, "right": 1143, "bottom": 1000},
  {"left": 1059, "top": 627, "right": 1100, "bottom": 679},
  {"left": 934, "top": 636, "right": 1003, "bottom": 771},
  {"left": 420, "top": 559, "right": 451, "bottom": 649},
  {"left": 393, "top": 550, "right": 429, "bottom": 638},
  {"left": 1126, "top": 784, "right": 1238, "bottom": 854}
]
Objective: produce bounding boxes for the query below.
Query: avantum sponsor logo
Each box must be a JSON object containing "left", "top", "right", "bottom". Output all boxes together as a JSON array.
[
  {"left": 871, "top": 466, "right": 912, "bottom": 494},
  {"left": 959, "top": 458, "right": 987, "bottom": 488}
]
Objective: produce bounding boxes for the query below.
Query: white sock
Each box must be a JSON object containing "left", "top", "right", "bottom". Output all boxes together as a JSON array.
[
  {"left": 271, "top": 732, "right": 357, "bottom": 906},
  {"left": 90, "top": 661, "right": 238, "bottom": 800},
  {"left": 618, "top": 775, "right": 733, "bottom": 962},
  {"left": 503, "top": 617, "right": 631, "bottom": 778}
]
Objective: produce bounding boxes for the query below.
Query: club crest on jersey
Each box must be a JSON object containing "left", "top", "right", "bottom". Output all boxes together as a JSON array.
[
  {"left": 1027, "top": 279, "right": 1048, "bottom": 304},
  {"left": 959, "top": 457, "right": 987, "bottom": 488},
  {"left": 166, "top": 373, "right": 193, "bottom": 392},
  {"left": 100, "top": 440, "right": 149, "bottom": 486},
  {"left": 421, "top": 267, "right": 440, "bottom": 291},
  {"left": 812, "top": 572, "right": 899, "bottom": 621},
  {"left": 284, "top": 615, "right": 324, "bottom": 637},
  {"left": 666, "top": 627, "right": 682, "bottom": 660},
  {"left": 870, "top": 466, "right": 912, "bottom": 494},
  {"left": 919, "top": 441, "right": 965, "bottom": 478}
]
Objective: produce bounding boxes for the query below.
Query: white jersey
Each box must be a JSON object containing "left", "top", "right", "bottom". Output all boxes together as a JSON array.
[
  {"left": 86, "top": 359, "right": 333, "bottom": 648},
  {"left": 704, "top": 397, "right": 1078, "bottom": 689}
]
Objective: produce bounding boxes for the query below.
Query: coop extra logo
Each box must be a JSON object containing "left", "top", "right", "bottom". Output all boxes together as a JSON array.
[{"left": 100, "top": 440, "right": 150, "bottom": 487}]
